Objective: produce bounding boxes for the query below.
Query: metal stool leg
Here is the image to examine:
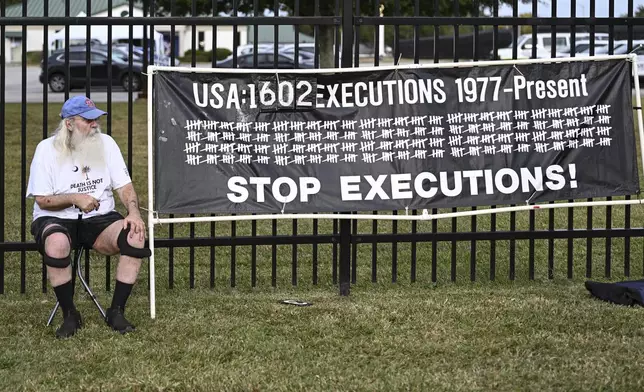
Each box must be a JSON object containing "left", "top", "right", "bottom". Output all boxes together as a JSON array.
[
  {"left": 76, "top": 251, "right": 106, "bottom": 320},
  {"left": 46, "top": 246, "right": 106, "bottom": 326},
  {"left": 46, "top": 302, "right": 59, "bottom": 326}
]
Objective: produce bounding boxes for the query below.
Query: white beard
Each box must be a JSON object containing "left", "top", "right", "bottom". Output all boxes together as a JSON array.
[{"left": 70, "top": 128, "right": 106, "bottom": 170}]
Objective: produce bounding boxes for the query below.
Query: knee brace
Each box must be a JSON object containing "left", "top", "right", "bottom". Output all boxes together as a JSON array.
[
  {"left": 44, "top": 254, "right": 72, "bottom": 268},
  {"left": 117, "top": 227, "right": 152, "bottom": 259},
  {"left": 40, "top": 226, "right": 72, "bottom": 268}
]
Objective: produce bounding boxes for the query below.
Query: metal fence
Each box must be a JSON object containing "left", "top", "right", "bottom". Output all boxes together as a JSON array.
[{"left": 2, "top": 0, "right": 644, "bottom": 295}]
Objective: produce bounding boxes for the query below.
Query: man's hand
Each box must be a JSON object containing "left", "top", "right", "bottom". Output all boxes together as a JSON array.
[
  {"left": 123, "top": 212, "right": 146, "bottom": 242},
  {"left": 74, "top": 194, "right": 100, "bottom": 213}
]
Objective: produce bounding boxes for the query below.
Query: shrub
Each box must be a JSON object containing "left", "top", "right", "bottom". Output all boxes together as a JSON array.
[
  {"left": 179, "top": 49, "right": 211, "bottom": 62},
  {"left": 179, "top": 48, "right": 232, "bottom": 63},
  {"left": 26, "top": 51, "right": 43, "bottom": 65},
  {"left": 214, "top": 48, "right": 232, "bottom": 60}
]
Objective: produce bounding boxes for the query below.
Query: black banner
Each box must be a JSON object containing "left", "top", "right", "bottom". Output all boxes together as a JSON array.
[{"left": 153, "top": 59, "right": 639, "bottom": 214}]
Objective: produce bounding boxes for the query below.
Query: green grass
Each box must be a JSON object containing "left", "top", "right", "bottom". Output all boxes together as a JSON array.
[
  {"left": 2, "top": 102, "right": 644, "bottom": 390},
  {"left": 2, "top": 282, "right": 644, "bottom": 391}
]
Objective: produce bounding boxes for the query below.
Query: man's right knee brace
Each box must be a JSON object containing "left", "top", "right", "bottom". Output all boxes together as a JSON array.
[{"left": 40, "top": 226, "right": 72, "bottom": 268}]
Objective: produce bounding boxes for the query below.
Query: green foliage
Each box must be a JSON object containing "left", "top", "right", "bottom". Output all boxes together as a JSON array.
[
  {"left": 153, "top": 0, "right": 530, "bottom": 18},
  {"left": 519, "top": 12, "right": 533, "bottom": 35},
  {"left": 153, "top": 0, "right": 532, "bottom": 64},
  {"left": 178, "top": 48, "right": 231, "bottom": 63},
  {"left": 637, "top": 5, "right": 644, "bottom": 17},
  {"left": 26, "top": 51, "right": 43, "bottom": 65},
  {"left": 180, "top": 49, "right": 211, "bottom": 62},
  {"left": 151, "top": 0, "right": 531, "bottom": 65},
  {"left": 0, "top": 50, "right": 42, "bottom": 66},
  {"left": 356, "top": 24, "right": 502, "bottom": 49},
  {"left": 215, "top": 47, "right": 232, "bottom": 60}
]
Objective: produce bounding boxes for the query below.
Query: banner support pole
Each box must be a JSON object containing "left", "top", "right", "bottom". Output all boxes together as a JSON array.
[{"left": 147, "top": 66, "right": 156, "bottom": 319}]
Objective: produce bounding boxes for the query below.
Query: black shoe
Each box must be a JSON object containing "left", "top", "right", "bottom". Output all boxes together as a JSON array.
[
  {"left": 105, "top": 307, "right": 136, "bottom": 334},
  {"left": 55, "top": 309, "right": 82, "bottom": 339}
]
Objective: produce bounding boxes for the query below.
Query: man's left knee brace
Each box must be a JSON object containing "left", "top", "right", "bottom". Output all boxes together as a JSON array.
[{"left": 118, "top": 228, "right": 151, "bottom": 258}]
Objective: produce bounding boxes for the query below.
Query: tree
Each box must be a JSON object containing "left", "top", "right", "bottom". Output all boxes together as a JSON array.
[
  {"left": 153, "top": 0, "right": 531, "bottom": 67},
  {"left": 636, "top": 5, "right": 644, "bottom": 17},
  {"left": 519, "top": 12, "right": 533, "bottom": 35}
]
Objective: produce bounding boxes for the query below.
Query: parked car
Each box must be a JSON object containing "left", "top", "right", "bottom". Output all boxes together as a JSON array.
[
  {"left": 578, "top": 39, "right": 644, "bottom": 56},
  {"left": 216, "top": 53, "right": 314, "bottom": 68},
  {"left": 560, "top": 40, "right": 609, "bottom": 55},
  {"left": 236, "top": 43, "right": 280, "bottom": 56},
  {"left": 237, "top": 43, "right": 316, "bottom": 58},
  {"left": 283, "top": 49, "right": 316, "bottom": 63},
  {"left": 39, "top": 46, "right": 143, "bottom": 92},
  {"left": 90, "top": 45, "right": 140, "bottom": 64},
  {"left": 577, "top": 39, "right": 644, "bottom": 79},
  {"left": 492, "top": 32, "right": 610, "bottom": 60},
  {"left": 113, "top": 44, "right": 180, "bottom": 66},
  {"left": 280, "top": 43, "right": 315, "bottom": 55}
]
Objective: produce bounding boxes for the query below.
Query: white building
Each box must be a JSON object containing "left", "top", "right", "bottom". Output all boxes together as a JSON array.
[
  {"left": 160, "top": 25, "right": 247, "bottom": 57},
  {"left": 3, "top": 0, "right": 247, "bottom": 63}
]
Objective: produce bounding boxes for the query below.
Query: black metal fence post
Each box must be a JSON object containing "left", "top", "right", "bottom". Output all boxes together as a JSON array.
[
  {"left": 338, "top": 0, "right": 354, "bottom": 296},
  {"left": 339, "top": 219, "right": 351, "bottom": 295}
]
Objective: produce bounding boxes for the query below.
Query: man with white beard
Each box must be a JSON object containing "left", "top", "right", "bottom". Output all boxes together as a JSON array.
[{"left": 26, "top": 96, "right": 149, "bottom": 338}]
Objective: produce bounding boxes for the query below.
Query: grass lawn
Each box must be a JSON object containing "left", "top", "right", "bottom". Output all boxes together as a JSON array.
[
  {"left": 2, "top": 282, "right": 644, "bottom": 391},
  {"left": 1, "top": 101, "right": 644, "bottom": 390}
]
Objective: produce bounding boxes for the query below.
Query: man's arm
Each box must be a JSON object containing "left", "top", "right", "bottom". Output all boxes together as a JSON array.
[
  {"left": 115, "top": 183, "right": 146, "bottom": 241},
  {"left": 115, "top": 183, "right": 141, "bottom": 217},
  {"left": 35, "top": 194, "right": 77, "bottom": 211},
  {"left": 34, "top": 193, "right": 99, "bottom": 212},
  {"left": 108, "top": 136, "right": 144, "bottom": 237}
]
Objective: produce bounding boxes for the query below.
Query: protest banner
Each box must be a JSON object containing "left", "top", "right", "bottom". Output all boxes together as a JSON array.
[{"left": 150, "top": 57, "right": 640, "bottom": 215}]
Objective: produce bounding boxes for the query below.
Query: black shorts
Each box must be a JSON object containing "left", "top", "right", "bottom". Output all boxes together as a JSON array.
[{"left": 31, "top": 211, "right": 124, "bottom": 253}]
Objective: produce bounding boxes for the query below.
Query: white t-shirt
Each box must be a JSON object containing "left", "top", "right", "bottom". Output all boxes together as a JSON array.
[{"left": 26, "top": 134, "right": 132, "bottom": 221}]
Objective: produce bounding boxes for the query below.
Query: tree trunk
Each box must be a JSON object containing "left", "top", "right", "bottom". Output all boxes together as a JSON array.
[{"left": 318, "top": 25, "right": 336, "bottom": 68}]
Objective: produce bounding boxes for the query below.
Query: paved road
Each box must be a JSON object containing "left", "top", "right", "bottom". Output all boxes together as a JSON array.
[{"left": 1, "top": 65, "right": 138, "bottom": 103}]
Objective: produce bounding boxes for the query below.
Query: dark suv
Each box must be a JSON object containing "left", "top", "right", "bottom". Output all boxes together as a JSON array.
[{"left": 39, "top": 46, "right": 143, "bottom": 92}]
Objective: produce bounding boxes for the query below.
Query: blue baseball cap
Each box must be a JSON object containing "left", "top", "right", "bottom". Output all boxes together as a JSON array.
[{"left": 60, "top": 96, "right": 107, "bottom": 120}]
